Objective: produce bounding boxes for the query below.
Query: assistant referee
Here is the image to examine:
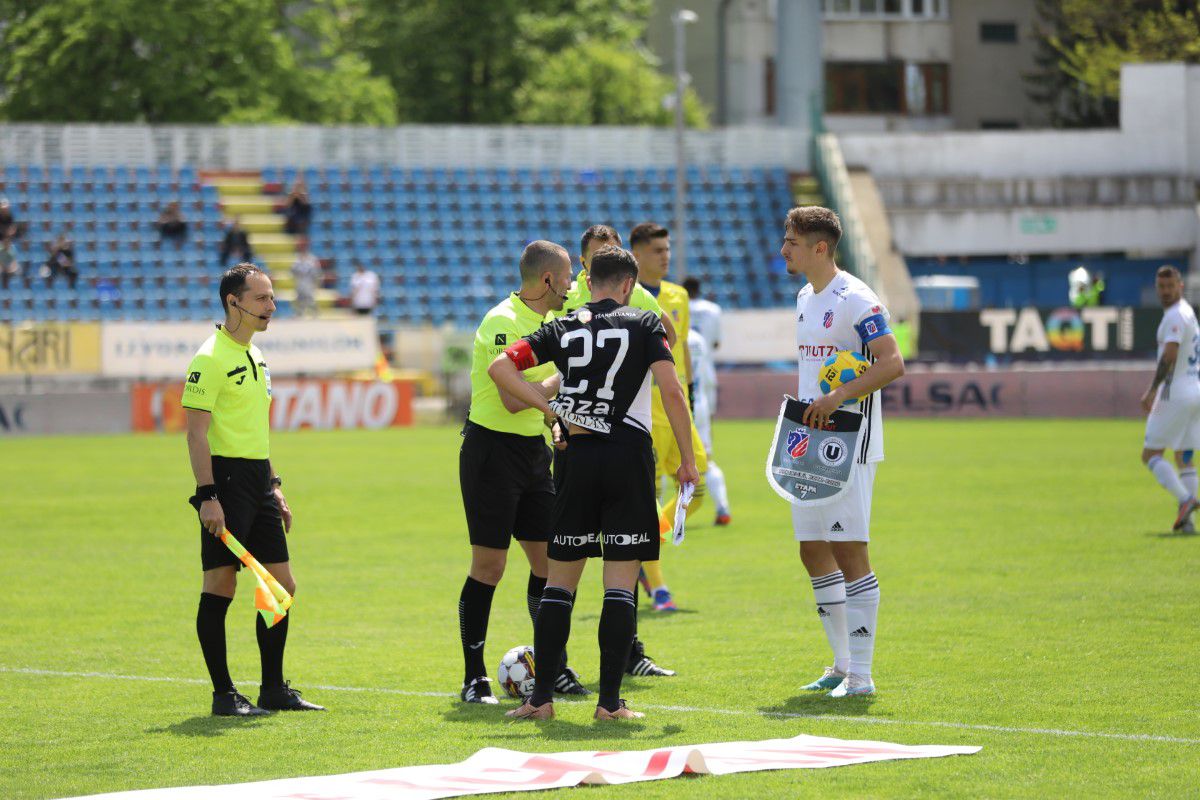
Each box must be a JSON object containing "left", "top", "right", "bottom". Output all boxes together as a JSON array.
[{"left": 184, "top": 263, "right": 324, "bottom": 716}]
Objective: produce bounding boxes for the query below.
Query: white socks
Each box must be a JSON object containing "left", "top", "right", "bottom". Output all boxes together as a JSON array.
[
  {"left": 1180, "top": 464, "right": 1198, "bottom": 498},
  {"left": 810, "top": 571, "right": 850, "bottom": 674},
  {"left": 845, "top": 572, "right": 880, "bottom": 680},
  {"left": 1148, "top": 455, "right": 1190, "bottom": 502},
  {"left": 707, "top": 462, "right": 730, "bottom": 515}
]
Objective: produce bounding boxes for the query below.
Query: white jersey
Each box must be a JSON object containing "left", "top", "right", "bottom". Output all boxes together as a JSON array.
[
  {"left": 796, "top": 270, "right": 890, "bottom": 464},
  {"left": 690, "top": 298, "right": 723, "bottom": 353},
  {"left": 1156, "top": 300, "right": 1200, "bottom": 403},
  {"left": 687, "top": 328, "right": 718, "bottom": 413}
]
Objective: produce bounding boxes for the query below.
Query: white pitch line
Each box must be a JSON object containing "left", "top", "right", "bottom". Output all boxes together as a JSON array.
[{"left": 3, "top": 666, "right": 1198, "bottom": 746}]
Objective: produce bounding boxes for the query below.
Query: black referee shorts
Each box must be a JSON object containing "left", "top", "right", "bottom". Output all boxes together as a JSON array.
[
  {"left": 459, "top": 421, "right": 554, "bottom": 549},
  {"left": 550, "top": 432, "right": 659, "bottom": 563},
  {"left": 200, "top": 456, "right": 289, "bottom": 571}
]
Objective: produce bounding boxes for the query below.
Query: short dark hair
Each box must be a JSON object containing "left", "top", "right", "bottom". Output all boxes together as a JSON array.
[
  {"left": 519, "top": 240, "right": 568, "bottom": 283},
  {"left": 629, "top": 222, "right": 668, "bottom": 248},
  {"left": 785, "top": 206, "right": 842, "bottom": 250},
  {"left": 1157, "top": 264, "right": 1183, "bottom": 281},
  {"left": 580, "top": 225, "right": 621, "bottom": 258},
  {"left": 219, "top": 263, "right": 263, "bottom": 311},
  {"left": 682, "top": 277, "right": 701, "bottom": 297},
  {"left": 589, "top": 245, "right": 639, "bottom": 289}
]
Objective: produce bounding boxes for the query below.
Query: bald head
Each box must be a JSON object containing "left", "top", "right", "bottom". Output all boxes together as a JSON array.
[{"left": 519, "top": 240, "right": 570, "bottom": 284}]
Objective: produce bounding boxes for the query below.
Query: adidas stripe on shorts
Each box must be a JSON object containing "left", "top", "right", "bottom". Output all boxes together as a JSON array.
[{"left": 791, "top": 462, "right": 877, "bottom": 543}]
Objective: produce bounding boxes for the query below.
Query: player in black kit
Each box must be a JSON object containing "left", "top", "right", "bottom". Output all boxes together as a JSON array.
[{"left": 488, "top": 246, "right": 699, "bottom": 721}]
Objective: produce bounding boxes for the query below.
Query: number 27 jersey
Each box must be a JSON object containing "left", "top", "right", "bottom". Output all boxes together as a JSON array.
[
  {"left": 524, "top": 299, "right": 674, "bottom": 438},
  {"left": 796, "top": 270, "right": 891, "bottom": 464}
]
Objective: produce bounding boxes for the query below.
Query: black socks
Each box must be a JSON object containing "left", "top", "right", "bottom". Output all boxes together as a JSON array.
[
  {"left": 459, "top": 576, "right": 496, "bottom": 683},
  {"left": 196, "top": 593, "right": 234, "bottom": 693},
  {"left": 598, "top": 589, "right": 636, "bottom": 712}
]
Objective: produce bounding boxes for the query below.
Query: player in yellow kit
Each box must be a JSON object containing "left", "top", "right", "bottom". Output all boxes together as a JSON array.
[{"left": 629, "top": 223, "right": 708, "bottom": 613}]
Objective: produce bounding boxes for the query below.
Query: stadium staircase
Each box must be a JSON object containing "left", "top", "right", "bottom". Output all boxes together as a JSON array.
[{"left": 202, "top": 171, "right": 340, "bottom": 315}]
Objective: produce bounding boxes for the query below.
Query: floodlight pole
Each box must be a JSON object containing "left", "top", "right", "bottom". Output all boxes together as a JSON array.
[{"left": 673, "top": 9, "right": 698, "bottom": 282}]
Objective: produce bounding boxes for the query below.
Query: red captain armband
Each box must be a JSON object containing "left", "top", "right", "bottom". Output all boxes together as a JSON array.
[{"left": 503, "top": 340, "right": 537, "bottom": 370}]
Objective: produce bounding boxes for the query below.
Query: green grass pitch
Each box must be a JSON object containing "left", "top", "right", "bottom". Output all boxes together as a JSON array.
[{"left": 0, "top": 419, "right": 1196, "bottom": 799}]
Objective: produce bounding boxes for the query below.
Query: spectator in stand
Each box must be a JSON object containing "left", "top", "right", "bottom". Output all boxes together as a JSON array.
[
  {"left": 43, "top": 233, "right": 78, "bottom": 289},
  {"left": 291, "top": 239, "right": 321, "bottom": 319},
  {"left": 219, "top": 217, "right": 253, "bottom": 267},
  {"left": 283, "top": 180, "right": 312, "bottom": 236},
  {"left": 0, "top": 239, "right": 22, "bottom": 289},
  {"left": 0, "top": 198, "right": 18, "bottom": 243},
  {"left": 349, "top": 262, "right": 380, "bottom": 316},
  {"left": 156, "top": 201, "right": 189, "bottom": 247}
]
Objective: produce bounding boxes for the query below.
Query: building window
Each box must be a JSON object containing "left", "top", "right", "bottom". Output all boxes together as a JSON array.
[
  {"left": 826, "top": 62, "right": 949, "bottom": 115},
  {"left": 980, "top": 22, "right": 1018, "bottom": 42},
  {"left": 822, "top": 0, "right": 948, "bottom": 18}
]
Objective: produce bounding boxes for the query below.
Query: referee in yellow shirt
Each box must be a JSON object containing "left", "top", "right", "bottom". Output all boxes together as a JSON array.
[
  {"left": 457, "top": 240, "right": 589, "bottom": 703},
  {"left": 184, "top": 263, "right": 324, "bottom": 717},
  {"left": 630, "top": 223, "right": 709, "bottom": 614}
]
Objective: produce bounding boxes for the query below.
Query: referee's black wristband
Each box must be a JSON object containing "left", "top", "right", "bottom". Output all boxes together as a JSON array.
[{"left": 188, "top": 484, "right": 218, "bottom": 512}]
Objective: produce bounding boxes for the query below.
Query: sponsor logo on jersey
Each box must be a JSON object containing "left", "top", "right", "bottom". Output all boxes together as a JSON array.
[
  {"left": 786, "top": 429, "right": 810, "bottom": 458},
  {"left": 798, "top": 313, "right": 805, "bottom": 322},
  {"left": 823, "top": 311, "right": 834, "bottom": 329},
  {"left": 871, "top": 305, "right": 882, "bottom": 314},
  {"left": 187, "top": 371, "right": 201, "bottom": 384},
  {"left": 494, "top": 333, "right": 507, "bottom": 345},
  {"left": 818, "top": 438, "right": 848, "bottom": 467},
  {"left": 833, "top": 286, "right": 849, "bottom": 298}
]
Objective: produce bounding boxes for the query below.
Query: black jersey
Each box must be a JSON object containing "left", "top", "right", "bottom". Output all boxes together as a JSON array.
[{"left": 525, "top": 299, "right": 673, "bottom": 438}]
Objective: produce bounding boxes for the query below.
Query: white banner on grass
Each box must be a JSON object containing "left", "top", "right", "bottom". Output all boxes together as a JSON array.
[
  {"left": 63, "top": 734, "right": 980, "bottom": 800},
  {"left": 100, "top": 319, "right": 378, "bottom": 378}
]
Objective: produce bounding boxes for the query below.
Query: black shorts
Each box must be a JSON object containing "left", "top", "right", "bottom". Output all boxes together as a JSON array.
[
  {"left": 200, "top": 457, "right": 289, "bottom": 571},
  {"left": 550, "top": 432, "right": 659, "bottom": 562},
  {"left": 459, "top": 421, "right": 554, "bottom": 549}
]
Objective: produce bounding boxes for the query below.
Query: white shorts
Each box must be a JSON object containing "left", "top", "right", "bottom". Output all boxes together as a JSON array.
[
  {"left": 792, "top": 462, "right": 877, "bottom": 542},
  {"left": 1144, "top": 395, "right": 1200, "bottom": 450}
]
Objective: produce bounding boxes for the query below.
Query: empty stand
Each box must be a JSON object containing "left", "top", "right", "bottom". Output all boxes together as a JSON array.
[{"left": 1, "top": 165, "right": 796, "bottom": 324}]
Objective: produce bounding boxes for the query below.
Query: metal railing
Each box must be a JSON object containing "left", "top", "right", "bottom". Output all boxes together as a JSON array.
[
  {"left": 0, "top": 124, "right": 809, "bottom": 170},
  {"left": 812, "top": 132, "right": 879, "bottom": 289}
]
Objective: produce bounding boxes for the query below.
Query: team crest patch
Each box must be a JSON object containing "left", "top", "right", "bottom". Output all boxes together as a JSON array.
[
  {"left": 786, "top": 429, "right": 810, "bottom": 458},
  {"left": 494, "top": 333, "right": 507, "bottom": 345},
  {"left": 823, "top": 311, "right": 834, "bottom": 329}
]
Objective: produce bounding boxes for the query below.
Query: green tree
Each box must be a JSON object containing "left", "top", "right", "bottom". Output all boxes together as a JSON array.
[
  {"left": 513, "top": 42, "right": 709, "bottom": 127},
  {"left": 0, "top": 0, "right": 396, "bottom": 124},
  {"left": 1028, "top": 0, "right": 1200, "bottom": 127}
]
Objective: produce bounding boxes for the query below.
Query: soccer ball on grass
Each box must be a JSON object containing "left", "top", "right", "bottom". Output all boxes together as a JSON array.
[
  {"left": 498, "top": 645, "right": 536, "bottom": 699},
  {"left": 818, "top": 350, "right": 870, "bottom": 407}
]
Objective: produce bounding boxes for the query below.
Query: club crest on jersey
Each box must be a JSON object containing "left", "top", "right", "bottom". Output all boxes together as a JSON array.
[
  {"left": 786, "top": 429, "right": 810, "bottom": 458},
  {"left": 823, "top": 311, "right": 834, "bottom": 329}
]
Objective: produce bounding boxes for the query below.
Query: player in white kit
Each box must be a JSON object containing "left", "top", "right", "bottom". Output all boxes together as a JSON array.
[
  {"left": 682, "top": 278, "right": 731, "bottom": 524},
  {"left": 1140, "top": 265, "right": 1200, "bottom": 532},
  {"left": 686, "top": 328, "right": 732, "bottom": 524},
  {"left": 782, "top": 207, "right": 905, "bottom": 698}
]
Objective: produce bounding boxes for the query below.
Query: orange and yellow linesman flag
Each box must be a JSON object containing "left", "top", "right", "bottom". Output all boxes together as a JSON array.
[{"left": 219, "top": 529, "right": 293, "bottom": 628}]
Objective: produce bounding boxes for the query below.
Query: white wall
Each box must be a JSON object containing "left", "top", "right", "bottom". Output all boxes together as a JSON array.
[
  {"left": 889, "top": 206, "right": 1199, "bottom": 257},
  {"left": 839, "top": 64, "right": 1200, "bottom": 179}
]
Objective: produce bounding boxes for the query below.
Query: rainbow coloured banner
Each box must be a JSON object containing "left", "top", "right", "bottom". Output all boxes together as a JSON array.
[{"left": 219, "top": 529, "right": 292, "bottom": 628}]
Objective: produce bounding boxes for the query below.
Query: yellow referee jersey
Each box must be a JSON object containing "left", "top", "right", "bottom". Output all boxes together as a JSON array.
[{"left": 182, "top": 325, "right": 273, "bottom": 459}]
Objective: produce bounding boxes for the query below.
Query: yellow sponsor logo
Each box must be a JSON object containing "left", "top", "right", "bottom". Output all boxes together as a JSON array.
[{"left": 0, "top": 323, "right": 101, "bottom": 375}]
